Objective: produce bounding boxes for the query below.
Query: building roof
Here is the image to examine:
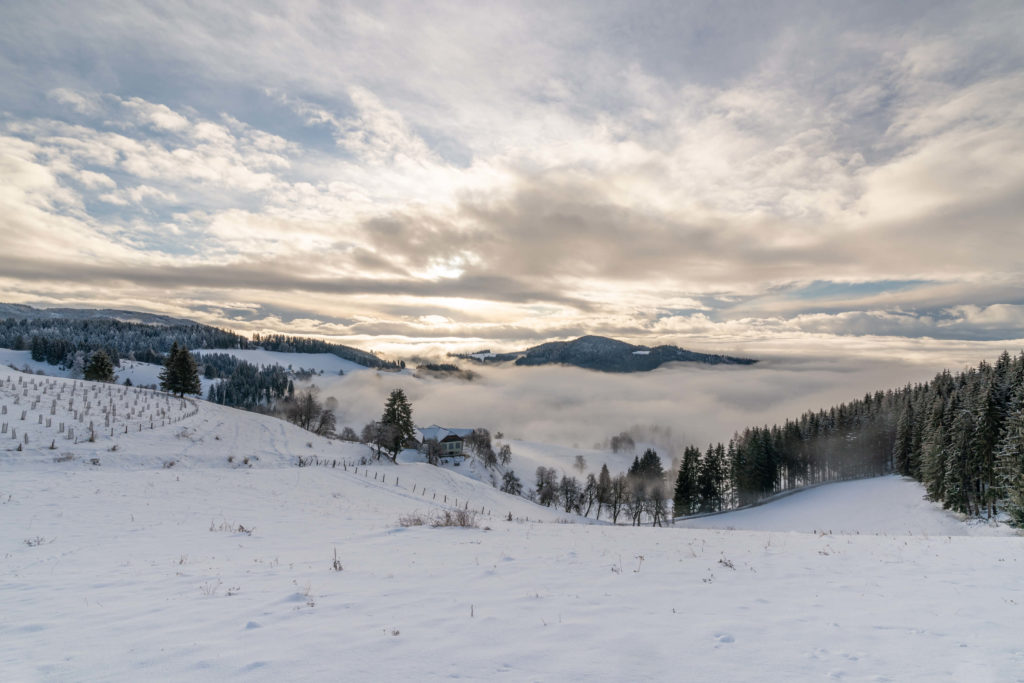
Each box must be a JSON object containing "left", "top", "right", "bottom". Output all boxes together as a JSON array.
[{"left": 417, "top": 424, "right": 473, "bottom": 442}]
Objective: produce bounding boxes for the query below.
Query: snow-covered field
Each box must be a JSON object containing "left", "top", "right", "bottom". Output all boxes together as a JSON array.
[
  {"left": 0, "top": 345, "right": 371, "bottom": 397},
  {"left": 676, "top": 476, "right": 1016, "bottom": 537},
  {"left": 2, "top": 364, "right": 1023, "bottom": 682},
  {"left": 0, "top": 349, "right": 215, "bottom": 394},
  {"left": 193, "top": 348, "right": 371, "bottom": 377},
  {"left": 0, "top": 349, "right": 64, "bottom": 376}
]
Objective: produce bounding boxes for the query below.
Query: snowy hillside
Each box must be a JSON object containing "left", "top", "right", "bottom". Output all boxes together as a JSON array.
[
  {"left": 1, "top": 346, "right": 370, "bottom": 385},
  {"left": 193, "top": 347, "right": 372, "bottom": 376},
  {"left": 2, "top": 364, "right": 1022, "bottom": 682},
  {"left": 1, "top": 348, "right": 218, "bottom": 397},
  {"left": 0, "top": 365, "right": 563, "bottom": 522},
  {"left": 0, "top": 348, "right": 73, "bottom": 377},
  {"left": 676, "top": 476, "right": 1015, "bottom": 536},
  {"left": 0, "top": 345, "right": 368, "bottom": 397}
]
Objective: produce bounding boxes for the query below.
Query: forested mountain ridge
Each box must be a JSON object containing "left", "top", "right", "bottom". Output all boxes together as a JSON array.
[
  {"left": 455, "top": 335, "right": 756, "bottom": 372},
  {"left": 250, "top": 333, "right": 392, "bottom": 368},
  {"left": 0, "top": 304, "right": 397, "bottom": 369},
  {"left": 0, "top": 303, "right": 194, "bottom": 326}
]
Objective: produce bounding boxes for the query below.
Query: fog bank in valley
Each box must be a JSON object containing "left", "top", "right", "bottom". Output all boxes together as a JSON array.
[{"left": 314, "top": 354, "right": 956, "bottom": 460}]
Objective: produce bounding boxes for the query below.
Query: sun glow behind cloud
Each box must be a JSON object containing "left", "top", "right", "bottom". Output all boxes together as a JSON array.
[{"left": 0, "top": 1, "right": 1022, "bottom": 364}]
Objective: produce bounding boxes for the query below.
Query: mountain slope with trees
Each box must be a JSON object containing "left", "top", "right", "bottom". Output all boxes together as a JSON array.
[
  {"left": 0, "top": 303, "right": 397, "bottom": 370},
  {"left": 671, "top": 351, "right": 1024, "bottom": 525},
  {"left": 454, "top": 335, "right": 756, "bottom": 372}
]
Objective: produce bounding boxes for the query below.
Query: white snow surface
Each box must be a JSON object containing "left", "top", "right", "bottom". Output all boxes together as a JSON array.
[
  {"left": 676, "top": 476, "right": 1016, "bottom": 537},
  {"left": 1, "top": 345, "right": 371, "bottom": 395},
  {"left": 194, "top": 347, "right": 369, "bottom": 376},
  {"left": 0, "top": 348, "right": 60, "bottom": 376},
  {"left": 0, "top": 349, "right": 214, "bottom": 393},
  {"left": 2, "top": 364, "right": 1023, "bottom": 682}
]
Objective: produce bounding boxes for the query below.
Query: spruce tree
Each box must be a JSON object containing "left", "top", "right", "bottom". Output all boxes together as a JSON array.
[
  {"left": 697, "top": 443, "right": 727, "bottom": 513},
  {"left": 159, "top": 342, "right": 202, "bottom": 397},
  {"left": 636, "top": 448, "right": 664, "bottom": 481},
  {"left": 972, "top": 375, "right": 1004, "bottom": 515},
  {"left": 83, "top": 350, "right": 115, "bottom": 383},
  {"left": 673, "top": 446, "right": 699, "bottom": 516},
  {"left": 596, "top": 463, "right": 612, "bottom": 520},
  {"left": 944, "top": 397, "right": 975, "bottom": 514},
  {"left": 893, "top": 400, "right": 914, "bottom": 476},
  {"left": 995, "top": 388, "right": 1024, "bottom": 526},
  {"left": 380, "top": 388, "right": 414, "bottom": 460},
  {"left": 159, "top": 342, "right": 181, "bottom": 394}
]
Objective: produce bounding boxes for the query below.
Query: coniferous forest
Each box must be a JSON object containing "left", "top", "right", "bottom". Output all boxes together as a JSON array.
[
  {"left": 0, "top": 317, "right": 397, "bottom": 370},
  {"left": 202, "top": 354, "right": 293, "bottom": 410},
  {"left": 251, "top": 333, "right": 399, "bottom": 368},
  {"left": 674, "top": 351, "right": 1024, "bottom": 525}
]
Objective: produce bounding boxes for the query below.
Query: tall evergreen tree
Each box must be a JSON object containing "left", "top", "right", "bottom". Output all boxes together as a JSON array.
[
  {"left": 944, "top": 398, "right": 975, "bottom": 514},
  {"left": 893, "top": 399, "right": 914, "bottom": 476},
  {"left": 697, "top": 443, "right": 727, "bottom": 513},
  {"left": 596, "top": 463, "right": 612, "bottom": 520},
  {"left": 83, "top": 350, "right": 115, "bottom": 383},
  {"left": 972, "top": 375, "right": 1004, "bottom": 516},
  {"left": 379, "top": 388, "right": 414, "bottom": 460},
  {"left": 995, "top": 386, "right": 1024, "bottom": 526},
  {"left": 673, "top": 445, "right": 700, "bottom": 516},
  {"left": 634, "top": 448, "right": 665, "bottom": 481},
  {"left": 159, "top": 342, "right": 202, "bottom": 397}
]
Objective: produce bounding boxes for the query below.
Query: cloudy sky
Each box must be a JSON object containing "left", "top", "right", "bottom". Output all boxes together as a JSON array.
[{"left": 2, "top": 1, "right": 1023, "bottom": 361}]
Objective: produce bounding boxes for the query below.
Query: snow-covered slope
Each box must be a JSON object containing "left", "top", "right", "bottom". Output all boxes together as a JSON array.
[
  {"left": 0, "top": 349, "right": 214, "bottom": 393},
  {"left": 0, "top": 364, "right": 565, "bottom": 522},
  {"left": 2, "top": 364, "right": 1022, "bottom": 682},
  {"left": 194, "top": 347, "right": 371, "bottom": 376},
  {"left": 0, "top": 348, "right": 165, "bottom": 387},
  {"left": 676, "top": 476, "right": 1014, "bottom": 536},
  {"left": 0, "top": 348, "right": 68, "bottom": 376},
  {"left": 1, "top": 345, "right": 370, "bottom": 390}
]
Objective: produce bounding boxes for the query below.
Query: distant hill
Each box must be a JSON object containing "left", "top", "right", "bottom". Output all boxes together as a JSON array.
[
  {"left": 453, "top": 335, "right": 756, "bottom": 372},
  {"left": 0, "top": 303, "right": 193, "bottom": 326}
]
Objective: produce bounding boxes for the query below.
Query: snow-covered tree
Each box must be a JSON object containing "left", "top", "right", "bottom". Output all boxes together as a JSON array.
[
  {"left": 83, "top": 350, "right": 115, "bottom": 383},
  {"left": 996, "top": 390, "right": 1024, "bottom": 526}
]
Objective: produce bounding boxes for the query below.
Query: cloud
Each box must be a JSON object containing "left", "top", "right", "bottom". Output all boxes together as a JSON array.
[
  {"left": 77, "top": 169, "right": 117, "bottom": 190},
  {"left": 315, "top": 352, "right": 996, "bottom": 457},
  {"left": 1, "top": 2, "right": 1023, "bottom": 354},
  {"left": 98, "top": 185, "right": 179, "bottom": 206},
  {"left": 47, "top": 88, "right": 102, "bottom": 115},
  {"left": 122, "top": 97, "right": 191, "bottom": 132},
  {"left": 943, "top": 304, "right": 1024, "bottom": 332}
]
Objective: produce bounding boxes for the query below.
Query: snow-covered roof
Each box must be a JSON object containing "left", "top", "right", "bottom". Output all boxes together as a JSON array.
[{"left": 417, "top": 424, "right": 473, "bottom": 442}]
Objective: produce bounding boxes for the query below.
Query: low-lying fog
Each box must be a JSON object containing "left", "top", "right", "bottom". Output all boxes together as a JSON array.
[{"left": 312, "top": 351, "right": 973, "bottom": 459}]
